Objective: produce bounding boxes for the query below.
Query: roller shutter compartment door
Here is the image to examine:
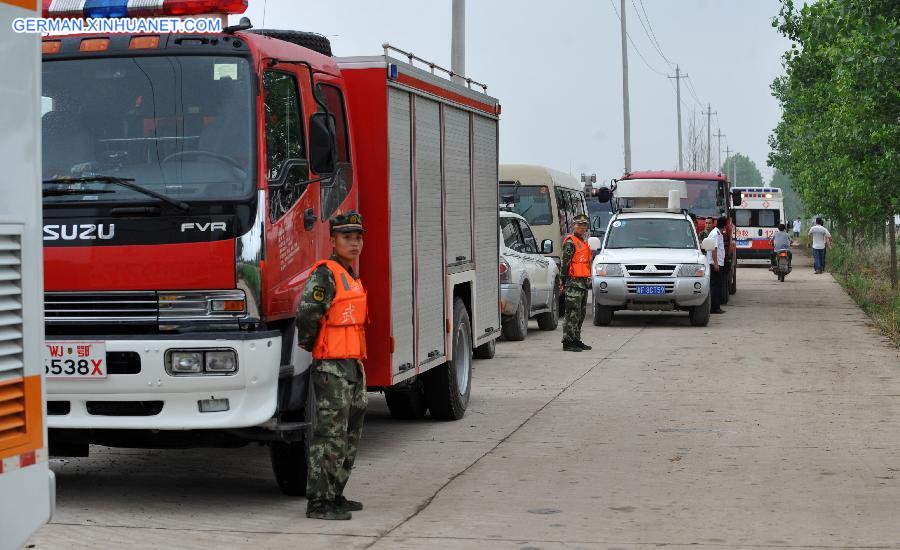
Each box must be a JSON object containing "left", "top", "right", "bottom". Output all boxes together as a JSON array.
[
  {"left": 443, "top": 105, "right": 473, "bottom": 267},
  {"left": 473, "top": 115, "right": 500, "bottom": 337}
]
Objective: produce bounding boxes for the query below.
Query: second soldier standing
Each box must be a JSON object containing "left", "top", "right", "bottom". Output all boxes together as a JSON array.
[
  {"left": 561, "top": 214, "right": 593, "bottom": 352},
  {"left": 296, "top": 211, "right": 368, "bottom": 521}
]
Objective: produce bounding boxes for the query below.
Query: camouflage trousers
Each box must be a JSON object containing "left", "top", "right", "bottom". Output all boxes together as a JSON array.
[
  {"left": 561, "top": 284, "right": 588, "bottom": 344},
  {"left": 307, "top": 360, "right": 367, "bottom": 505}
]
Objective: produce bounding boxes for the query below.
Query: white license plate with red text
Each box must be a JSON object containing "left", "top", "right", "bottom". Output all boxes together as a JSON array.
[{"left": 44, "top": 341, "right": 107, "bottom": 379}]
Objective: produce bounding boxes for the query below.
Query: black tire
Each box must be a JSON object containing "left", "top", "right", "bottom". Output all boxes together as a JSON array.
[
  {"left": 536, "top": 280, "right": 560, "bottom": 331},
  {"left": 473, "top": 338, "right": 496, "bottom": 359},
  {"left": 502, "top": 290, "right": 529, "bottom": 341},
  {"left": 778, "top": 272, "right": 785, "bottom": 282},
  {"left": 689, "top": 294, "right": 711, "bottom": 327},
  {"left": 270, "top": 438, "right": 309, "bottom": 496},
  {"left": 424, "top": 298, "right": 472, "bottom": 421},
  {"left": 593, "top": 304, "right": 613, "bottom": 326},
  {"left": 384, "top": 380, "right": 428, "bottom": 420},
  {"left": 247, "top": 30, "right": 333, "bottom": 56},
  {"left": 729, "top": 264, "right": 738, "bottom": 295}
]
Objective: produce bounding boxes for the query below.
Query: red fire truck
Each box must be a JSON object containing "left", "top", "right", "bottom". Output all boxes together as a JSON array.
[
  {"left": 39, "top": 1, "right": 500, "bottom": 494},
  {"left": 617, "top": 171, "right": 741, "bottom": 304}
]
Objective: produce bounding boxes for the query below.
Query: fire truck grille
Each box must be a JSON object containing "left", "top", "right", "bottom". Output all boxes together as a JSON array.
[{"left": 44, "top": 292, "right": 158, "bottom": 324}]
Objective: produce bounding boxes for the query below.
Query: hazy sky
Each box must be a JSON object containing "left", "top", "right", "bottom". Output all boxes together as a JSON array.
[{"left": 231, "top": 0, "right": 790, "bottom": 182}]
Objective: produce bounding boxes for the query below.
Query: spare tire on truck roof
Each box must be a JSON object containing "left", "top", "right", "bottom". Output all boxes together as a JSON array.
[{"left": 246, "top": 30, "right": 332, "bottom": 56}]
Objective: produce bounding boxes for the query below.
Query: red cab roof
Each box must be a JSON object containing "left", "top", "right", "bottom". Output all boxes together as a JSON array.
[{"left": 621, "top": 170, "right": 728, "bottom": 182}]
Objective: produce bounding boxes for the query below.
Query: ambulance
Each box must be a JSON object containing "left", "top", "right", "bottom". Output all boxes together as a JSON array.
[
  {"left": 0, "top": 0, "right": 55, "bottom": 546},
  {"left": 39, "top": 1, "right": 500, "bottom": 495},
  {"left": 732, "top": 187, "right": 786, "bottom": 260}
]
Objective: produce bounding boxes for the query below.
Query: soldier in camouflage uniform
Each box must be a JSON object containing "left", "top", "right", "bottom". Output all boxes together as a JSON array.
[
  {"left": 561, "top": 214, "right": 593, "bottom": 352},
  {"left": 698, "top": 217, "right": 714, "bottom": 241},
  {"left": 296, "top": 211, "right": 367, "bottom": 521}
]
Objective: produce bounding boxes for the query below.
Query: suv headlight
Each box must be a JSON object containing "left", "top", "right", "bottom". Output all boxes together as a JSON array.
[
  {"left": 677, "top": 264, "right": 706, "bottom": 277},
  {"left": 594, "top": 263, "right": 624, "bottom": 277}
]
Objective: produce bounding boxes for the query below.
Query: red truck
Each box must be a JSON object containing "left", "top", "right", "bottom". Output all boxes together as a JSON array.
[
  {"left": 617, "top": 171, "right": 741, "bottom": 304},
  {"left": 39, "top": 1, "right": 500, "bottom": 494}
]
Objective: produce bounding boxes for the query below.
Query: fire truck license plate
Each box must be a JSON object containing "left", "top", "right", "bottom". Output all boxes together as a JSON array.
[
  {"left": 636, "top": 285, "right": 666, "bottom": 295},
  {"left": 44, "top": 342, "right": 107, "bottom": 379},
  {"left": 736, "top": 239, "right": 752, "bottom": 248}
]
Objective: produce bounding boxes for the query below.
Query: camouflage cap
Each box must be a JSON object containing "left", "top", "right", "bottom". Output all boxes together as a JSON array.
[
  {"left": 573, "top": 214, "right": 589, "bottom": 225},
  {"left": 329, "top": 210, "right": 364, "bottom": 233}
]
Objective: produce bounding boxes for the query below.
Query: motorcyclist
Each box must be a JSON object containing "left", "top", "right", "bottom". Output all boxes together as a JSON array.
[{"left": 769, "top": 223, "right": 792, "bottom": 269}]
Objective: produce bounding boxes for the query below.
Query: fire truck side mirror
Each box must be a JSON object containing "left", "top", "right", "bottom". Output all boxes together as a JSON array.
[
  {"left": 309, "top": 112, "right": 337, "bottom": 179},
  {"left": 731, "top": 188, "right": 742, "bottom": 207}
]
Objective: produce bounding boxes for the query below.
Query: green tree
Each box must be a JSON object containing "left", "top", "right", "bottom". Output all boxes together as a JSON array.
[
  {"left": 770, "top": 169, "right": 806, "bottom": 222},
  {"left": 769, "top": 0, "right": 899, "bottom": 287},
  {"left": 720, "top": 153, "right": 763, "bottom": 187}
]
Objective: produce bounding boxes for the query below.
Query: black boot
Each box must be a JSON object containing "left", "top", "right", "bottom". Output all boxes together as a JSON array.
[
  {"left": 306, "top": 500, "right": 352, "bottom": 520},
  {"left": 576, "top": 341, "right": 592, "bottom": 350},
  {"left": 562, "top": 341, "right": 582, "bottom": 352},
  {"left": 335, "top": 495, "right": 363, "bottom": 512}
]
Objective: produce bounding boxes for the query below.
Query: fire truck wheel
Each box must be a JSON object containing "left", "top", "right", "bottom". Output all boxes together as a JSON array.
[
  {"left": 502, "top": 290, "right": 529, "bottom": 341},
  {"left": 384, "top": 380, "right": 428, "bottom": 420},
  {"left": 593, "top": 304, "right": 613, "bottom": 326},
  {"left": 536, "top": 279, "right": 560, "bottom": 330},
  {"left": 690, "top": 295, "right": 711, "bottom": 327},
  {"left": 424, "top": 298, "right": 472, "bottom": 420},
  {"left": 270, "top": 438, "right": 309, "bottom": 497},
  {"left": 473, "top": 338, "right": 496, "bottom": 359},
  {"left": 729, "top": 268, "right": 738, "bottom": 295},
  {"left": 720, "top": 271, "right": 730, "bottom": 305}
]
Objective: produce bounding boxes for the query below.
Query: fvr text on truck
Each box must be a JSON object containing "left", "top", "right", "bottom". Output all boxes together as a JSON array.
[
  {"left": 39, "top": 2, "right": 500, "bottom": 494},
  {"left": 617, "top": 171, "right": 742, "bottom": 305}
]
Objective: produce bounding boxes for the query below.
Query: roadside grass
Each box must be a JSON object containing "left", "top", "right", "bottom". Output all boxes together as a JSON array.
[{"left": 827, "top": 240, "right": 900, "bottom": 345}]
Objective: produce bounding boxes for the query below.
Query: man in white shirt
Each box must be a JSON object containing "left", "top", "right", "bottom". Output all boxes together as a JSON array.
[
  {"left": 792, "top": 218, "right": 802, "bottom": 238},
  {"left": 808, "top": 217, "right": 832, "bottom": 274},
  {"left": 706, "top": 216, "right": 727, "bottom": 314}
]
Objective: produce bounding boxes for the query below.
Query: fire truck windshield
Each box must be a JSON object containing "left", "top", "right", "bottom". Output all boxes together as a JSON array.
[
  {"left": 680, "top": 179, "right": 726, "bottom": 217},
  {"left": 41, "top": 55, "right": 254, "bottom": 203}
]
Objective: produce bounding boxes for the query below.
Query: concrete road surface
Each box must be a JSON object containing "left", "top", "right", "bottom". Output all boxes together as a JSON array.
[{"left": 29, "top": 253, "right": 900, "bottom": 549}]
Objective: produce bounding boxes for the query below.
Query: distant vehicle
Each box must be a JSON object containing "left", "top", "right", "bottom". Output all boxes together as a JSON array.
[
  {"left": 499, "top": 212, "right": 560, "bottom": 341},
  {"left": 732, "top": 187, "right": 786, "bottom": 260},
  {"left": 618, "top": 171, "right": 741, "bottom": 305},
  {"left": 0, "top": 0, "right": 54, "bottom": 545},
  {"left": 589, "top": 204, "right": 712, "bottom": 327}
]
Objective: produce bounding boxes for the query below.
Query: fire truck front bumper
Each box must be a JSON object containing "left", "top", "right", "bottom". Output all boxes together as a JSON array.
[{"left": 45, "top": 331, "right": 282, "bottom": 430}]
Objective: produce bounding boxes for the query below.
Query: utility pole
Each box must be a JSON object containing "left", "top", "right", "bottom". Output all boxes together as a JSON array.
[
  {"left": 668, "top": 65, "right": 687, "bottom": 171},
  {"left": 714, "top": 130, "right": 725, "bottom": 172},
  {"left": 724, "top": 146, "right": 733, "bottom": 184},
  {"left": 619, "top": 0, "right": 631, "bottom": 172},
  {"left": 451, "top": 0, "right": 465, "bottom": 85},
  {"left": 702, "top": 104, "right": 716, "bottom": 171}
]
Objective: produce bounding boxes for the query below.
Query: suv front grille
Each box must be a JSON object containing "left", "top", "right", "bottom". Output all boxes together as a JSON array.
[
  {"left": 45, "top": 292, "right": 157, "bottom": 325},
  {"left": 624, "top": 264, "right": 677, "bottom": 277}
]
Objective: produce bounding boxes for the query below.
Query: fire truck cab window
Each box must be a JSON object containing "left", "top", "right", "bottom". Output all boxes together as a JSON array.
[
  {"left": 264, "top": 70, "right": 309, "bottom": 222},
  {"left": 41, "top": 56, "right": 254, "bottom": 203},
  {"left": 317, "top": 83, "right": 353, "bottom": 220}
]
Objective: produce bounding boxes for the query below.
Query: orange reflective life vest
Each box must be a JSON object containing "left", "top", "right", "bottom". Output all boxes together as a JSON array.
[
  {"left": 564, "top": 235, "right": 592, "bottom": 278},
  {"left": 311, "top": 260, "right": 368, "bottom": 360}
]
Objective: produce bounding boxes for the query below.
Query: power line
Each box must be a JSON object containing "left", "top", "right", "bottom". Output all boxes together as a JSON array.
[
  {"left": 629, "top": 0, "right": 674, "bottom": 69},
  {"left": 684, "top": 75, "right": 705, "bottom": 107},
  {"left": 636, "top": 0, "right": 675, "bottom": 67},
  {"left": 608, "top": 0, "right": 669, "bottom": 77}
]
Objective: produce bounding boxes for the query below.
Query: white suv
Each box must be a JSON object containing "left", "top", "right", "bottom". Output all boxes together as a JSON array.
[
  {"left": 590, "top": 210, "right": 711, "bottom": 326},
  {"left": 499, "top": 212, "right": 560, "bottom": 340}
]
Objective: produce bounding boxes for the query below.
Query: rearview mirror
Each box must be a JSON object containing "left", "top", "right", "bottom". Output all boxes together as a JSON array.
[
  {"left": 701, "top": 237, "right": 716, "bottom": 251},
  {"left": 309, "top": 112, "right": 337, "bottom": 176},
  {"left": 588, "top": 236, "right": 602, "bottom": 251},
  {"left": 731, "top": 188, "right": 742, "bottom": 207},
  {"left": 541, "top": 239, "right": 553, "bottom": 254}
]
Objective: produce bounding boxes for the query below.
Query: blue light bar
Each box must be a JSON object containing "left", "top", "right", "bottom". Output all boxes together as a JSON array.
[{"left": 84, "top": 0, "right": 129, "bottom": 18}]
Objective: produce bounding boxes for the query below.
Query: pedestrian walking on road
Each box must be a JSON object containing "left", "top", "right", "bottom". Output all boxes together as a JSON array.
[
  {"left": 708, "top": 216, "right": 727, "bottom": 315},
  {"left": 808, "top": 217, "right": 832, "bottom": 274},
  {"left": 792, "top": 218, "right": 802, "bottom": 238},
  {"left": 296, "top": 211, "right": 368, "bottom": 521},
  {"left": 561, "top": 214, "right": 593, "bottom": 352}
]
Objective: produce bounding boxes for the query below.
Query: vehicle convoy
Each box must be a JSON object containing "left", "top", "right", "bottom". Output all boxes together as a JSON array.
[
  {"left": 732, "top": 187, "right": 785, "bottom": 260},
  {"left": 0, "top": 0, "right": 55, "bottom": 545},
  {"left": 589, "top": 184, "right": 712, "bottom": 327},
  {"left": 617, "top": 171, "right": 741, "bottom": 305},
  {"left": 499, "top": 212, "right": 560, "bottom": 340},
  {"left": 39, "top": 2, "right": 500, "bottom": 492}
]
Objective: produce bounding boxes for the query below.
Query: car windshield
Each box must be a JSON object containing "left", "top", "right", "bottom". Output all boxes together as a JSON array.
[
  {"left": 681, "top": 179, "right": 725, "bottom": 217},
  {"left": 499, "top": 184, "right": 553, "bottom": 226},
  {"left": 605, "top": 218, "right": 698, "bottom": 249},
  {"left": 587, "top": 200, "right": 614, "bottom": 236},
  {"left": 42, "top": 56, "right": 255, "bottom": 203}
]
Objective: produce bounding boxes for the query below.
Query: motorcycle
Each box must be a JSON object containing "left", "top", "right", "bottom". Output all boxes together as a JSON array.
[{"left": 774, "top": 250, "right": 792, "bottom": 282}]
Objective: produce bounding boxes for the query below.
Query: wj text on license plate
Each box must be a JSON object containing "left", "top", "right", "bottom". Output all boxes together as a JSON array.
[
  {"left": 44, "top": 341, "right": 107, "bottom": 379},
  {"left": 636, "top": 286, "right": 666, "bottom": 295}
]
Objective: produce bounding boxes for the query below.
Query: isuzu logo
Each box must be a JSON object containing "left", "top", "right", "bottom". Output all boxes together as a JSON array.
[
  {"left": 43, "top": 224, "right": 115, "bottom": 241},
  {"left": 181, "top": 222, "right": 227, "bottom": 233}
]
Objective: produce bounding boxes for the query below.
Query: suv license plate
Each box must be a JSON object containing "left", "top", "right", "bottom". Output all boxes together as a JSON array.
[
  {"left": 44, "top": 341, "right": 107, "bottom": 379},
  {"left": 636, "top": 285, "right": 666, "bottom": 295}
]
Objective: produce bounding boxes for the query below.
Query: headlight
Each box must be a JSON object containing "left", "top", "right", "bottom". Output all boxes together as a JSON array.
[
  {"left": 169, "top": 351, "right": 203, "bottom": 373},
  {"left": 205, "top": 350, "right": 238, "bottom": 373},
  {"left": 677, "top": 264, "right": 706, "bottom": 277},
  {"left": 158, "top": 290, "right": 247, "bottom": 323},
  {"left": 594, "top": 263, "right": 624, "bottom": 277},
  {"left": 166, "top": 349, "right": 238, "bottom": 376}
]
